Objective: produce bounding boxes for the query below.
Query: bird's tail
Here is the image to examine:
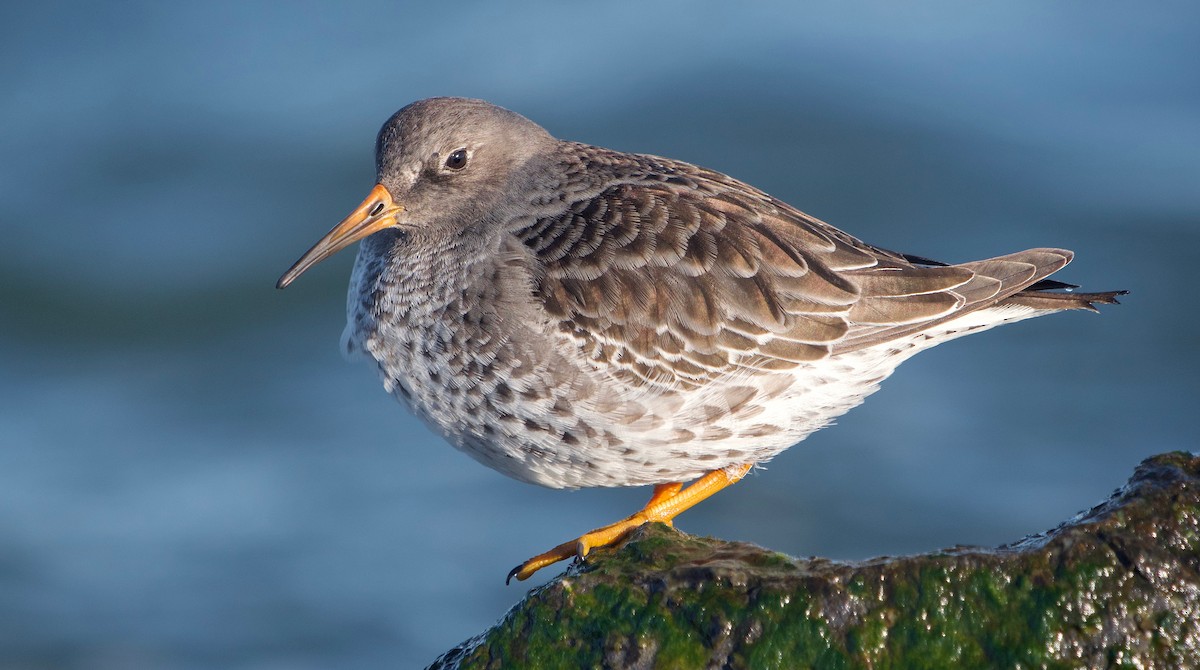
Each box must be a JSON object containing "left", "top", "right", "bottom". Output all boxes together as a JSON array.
[
  {"left": 953, "top": 248, "right": 1126, "bottom": 314},
  {"left": 1005, "top": 287, "right": 1128, "bottom": 313}
]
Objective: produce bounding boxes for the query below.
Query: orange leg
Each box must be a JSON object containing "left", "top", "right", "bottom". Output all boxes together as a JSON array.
[
  {"left": 644, "top": 482, "right": 684, "bottom": 521},
  {"left": 507, "top": 463, "right": 752, "bottom": 584}
]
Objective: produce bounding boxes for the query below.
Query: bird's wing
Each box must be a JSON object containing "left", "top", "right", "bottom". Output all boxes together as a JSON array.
[{"left": 513, "top": 153, "right": 1066, "bottom": 391}]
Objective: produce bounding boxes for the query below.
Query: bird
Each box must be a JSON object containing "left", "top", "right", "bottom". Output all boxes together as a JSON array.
[{"left": 277, "top": 97, "right": 1124, "bottom": 584}]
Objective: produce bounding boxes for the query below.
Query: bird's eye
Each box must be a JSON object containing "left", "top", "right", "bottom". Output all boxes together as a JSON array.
[{"left": 445, "top": 148, "right": 468, "bottom": 170}]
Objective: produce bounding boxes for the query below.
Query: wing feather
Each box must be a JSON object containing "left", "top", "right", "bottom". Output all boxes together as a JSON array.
[{"left": 515, "top": 145, "right": 1075, "bottom": 390}]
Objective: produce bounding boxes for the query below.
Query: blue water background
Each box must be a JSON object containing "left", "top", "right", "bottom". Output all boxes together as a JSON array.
[{"left": 2, "top": 2, "right": 1197, "bottom": 667}]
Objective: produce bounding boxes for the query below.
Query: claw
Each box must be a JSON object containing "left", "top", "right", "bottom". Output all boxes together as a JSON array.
[{"left": 507, "top": 537, "right": 582, "bottom": 584}]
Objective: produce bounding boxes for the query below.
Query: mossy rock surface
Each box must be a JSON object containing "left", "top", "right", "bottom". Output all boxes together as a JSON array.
[{"left": 429, "top": 452, "right": 1200, "bottom": 669}]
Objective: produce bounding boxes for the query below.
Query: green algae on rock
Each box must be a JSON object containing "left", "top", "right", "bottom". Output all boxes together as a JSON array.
[{"left": 429, "top": 452, "right": 1200, "bottom": 669}]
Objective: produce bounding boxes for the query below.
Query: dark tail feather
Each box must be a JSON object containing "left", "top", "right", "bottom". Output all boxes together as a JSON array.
[
  {"left": 1027, "top": 278, "right": 1078, "bottom": 291},
  {"left": 1005, "top": 289, "right": 1128, "bottom": 313}
]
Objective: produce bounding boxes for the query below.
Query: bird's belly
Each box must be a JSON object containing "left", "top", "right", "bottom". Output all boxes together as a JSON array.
[
  {"left": 355, "top": 300, "right": 1042, "bottom": 490},
  {"left": 358, "top": 323, "right": 886, "bottom": 489},
  {"left": 556, "top": 357, "right": 899, "bottom": 487}
]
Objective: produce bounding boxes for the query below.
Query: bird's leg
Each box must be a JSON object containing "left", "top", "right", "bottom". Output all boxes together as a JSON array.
[
  {"left": 644, "top": 482, "right": 684, "bottom": 524},
  {"left": 504, "top": 482, "right": 683, "bottom": 584},
  {"left": 507, "top": 463, "right": 752, "bottom": 584}
]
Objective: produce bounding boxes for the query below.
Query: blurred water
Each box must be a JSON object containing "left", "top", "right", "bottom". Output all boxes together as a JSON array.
[{"left": 2, "top": 2, "right": 1197, "bottom": 667}]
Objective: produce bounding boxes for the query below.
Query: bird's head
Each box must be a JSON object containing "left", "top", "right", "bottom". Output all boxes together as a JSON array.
[{"left": 277, "top": 97, "right": 554, "bottom": 288}]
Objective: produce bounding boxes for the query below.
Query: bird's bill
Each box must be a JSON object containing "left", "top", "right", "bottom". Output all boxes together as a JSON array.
[{"left": 276, "top": 183, "right": 403, "bottom": 289}]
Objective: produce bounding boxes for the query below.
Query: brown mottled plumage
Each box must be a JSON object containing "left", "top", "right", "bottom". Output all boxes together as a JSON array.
[{"left": 278, "top": 97, "right": 1124, "bottom": 581}]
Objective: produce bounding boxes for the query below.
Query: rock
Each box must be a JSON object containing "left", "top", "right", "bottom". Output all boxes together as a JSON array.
[{"left": 428, "top": 452, "right": 1200, "bottom": 669}]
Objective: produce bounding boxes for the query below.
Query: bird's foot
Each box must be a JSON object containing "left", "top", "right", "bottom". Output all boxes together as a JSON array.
[
  {"left": 506, "top": 464, "right": 751, "bottom": 584},
  {"left": 505, "top": 512, "right": 658, "bottom": 584}
]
